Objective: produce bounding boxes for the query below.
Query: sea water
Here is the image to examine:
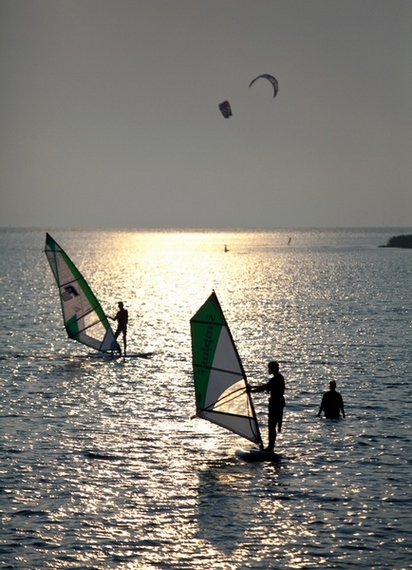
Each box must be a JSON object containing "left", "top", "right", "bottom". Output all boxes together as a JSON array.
[{"left": 1, "top": 228, "right": 411, "bottom": 570}]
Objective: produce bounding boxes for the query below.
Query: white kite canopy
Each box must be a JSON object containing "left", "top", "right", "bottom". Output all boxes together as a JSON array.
[
  {"left": 45, "top": 233, "right": 119, "bottom": 353},
  {"left": 190, "top": 291, "right": 263, "bottom": 448}
]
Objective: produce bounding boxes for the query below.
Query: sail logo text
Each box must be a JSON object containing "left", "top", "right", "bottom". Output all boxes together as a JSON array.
[
  {"left": 62, "top": 285, "right": 79, "bottom": 302},
  {"left": 200, "top": 322, "right": 215, "bottom": 372}
]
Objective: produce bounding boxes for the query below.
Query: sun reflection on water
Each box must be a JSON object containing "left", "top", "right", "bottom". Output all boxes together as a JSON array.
[{"left": 2, "top": 228, "right": 412, "bottom": 569}]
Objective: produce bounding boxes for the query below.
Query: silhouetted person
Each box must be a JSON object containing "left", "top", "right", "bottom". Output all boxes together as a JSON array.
[
  {"left": 110, "top": 302, "right": 128, "bottom": 355},
  {"left": 248, "top": 361, "right": 286, "bottom": 453},
  {"left": 317, "top": 380, "right": 345, "bottom": 419}
]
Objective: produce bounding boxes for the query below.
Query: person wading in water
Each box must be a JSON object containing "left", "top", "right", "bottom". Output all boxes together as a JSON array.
[{"left": 317, "top": 380, "right": 345, "bottom": 419}]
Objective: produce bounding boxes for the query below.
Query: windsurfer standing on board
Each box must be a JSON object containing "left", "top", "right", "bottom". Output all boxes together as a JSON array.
[
  {"left": 248, "top": 361, "right": 286, "bottom": 453},
  {"left": 110, "top": 302, "right": 128, "bottom": 355},
  {"left": 317, "top": 380, "right": 345, "bottom": 419}
]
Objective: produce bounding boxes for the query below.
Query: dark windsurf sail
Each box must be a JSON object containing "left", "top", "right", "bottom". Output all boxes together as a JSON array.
[
  {"left": 249, "top": 74, "right": 279, "bottom": 97},
  {"left": 219, "top": 100, "right": 232, "bottom": 118}
]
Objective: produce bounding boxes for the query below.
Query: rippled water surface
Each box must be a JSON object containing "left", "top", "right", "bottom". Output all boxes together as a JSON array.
[{"left": 1, "top": 228, "right": 412, "bottom": 569}]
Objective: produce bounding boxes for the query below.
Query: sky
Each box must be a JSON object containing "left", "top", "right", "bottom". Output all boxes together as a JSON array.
[{"left": 1, "top": 0, "right": 411, "bottom": 229}]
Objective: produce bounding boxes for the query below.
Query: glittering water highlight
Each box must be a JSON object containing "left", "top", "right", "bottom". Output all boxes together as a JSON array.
[{"left": 1, "top": 228, "right": 411, "bottom": 569}]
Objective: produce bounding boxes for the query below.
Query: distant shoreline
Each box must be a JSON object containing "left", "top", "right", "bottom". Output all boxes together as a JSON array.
[{"left": 379, "top": 234, "right": 412, "bottom": 249}]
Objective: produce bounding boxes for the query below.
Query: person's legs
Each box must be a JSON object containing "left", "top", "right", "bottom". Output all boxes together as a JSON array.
[
  {"left": 277, "top": 410, "right": 283, "bottom": 433},
  {"left": 114, "top": 328, "right": 122, "bottom": 354},
  {"left": 266, "top": 407, "right": 277, "bottom": 452}
]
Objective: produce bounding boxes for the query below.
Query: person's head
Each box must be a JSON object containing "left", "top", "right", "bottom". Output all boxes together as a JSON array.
[
  {"left": 268, "top": 361, "right": 279, "bottom": 375},
  {"left": 329, "top": 380, "right": 336, "bottom": 391},
  {"left": 118, "top": 302, "right": 124, "bottom": 309}
]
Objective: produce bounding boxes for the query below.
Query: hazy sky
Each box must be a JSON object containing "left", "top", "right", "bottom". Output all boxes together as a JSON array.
[{"left": 1, "top": 0, "right": 411, "bottom": 229}]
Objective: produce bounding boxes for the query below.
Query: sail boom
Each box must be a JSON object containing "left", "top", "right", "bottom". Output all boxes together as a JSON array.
[
  {"left": 197, "top": 386, "right": 246, "bottom": 413},
  {"left": 75, "top": 314, "right": 103, "bottom": 334},
  {"left": 197, "top": 409, "right": 257, "bottom": 421}
]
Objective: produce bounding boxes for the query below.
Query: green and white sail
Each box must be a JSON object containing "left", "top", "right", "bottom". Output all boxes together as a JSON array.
[
  {"left": 45, "top": 233, "right": 119, "bottom": 353},
  {"left": 190, "top": 291, "right": 263, "bottom": 448}
]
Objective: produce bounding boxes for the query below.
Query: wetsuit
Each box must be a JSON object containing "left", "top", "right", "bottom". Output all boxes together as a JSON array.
[
  {"left": 319, "top": 390, "right": 344, "bottom": 418},
  {"left": 113, "top": 307, "right": 128, "bottom": 354},
  {"left": 254, "top": 372, "right": 285, "bottom": 450},
  {"left": 114, "top": 307, "right": 128, "bottom": 338}
]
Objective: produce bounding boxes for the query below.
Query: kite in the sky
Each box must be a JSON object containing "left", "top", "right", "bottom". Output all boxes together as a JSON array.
[
  {"left": 248, "top": 74, "right": 279, "bottom": 97},
  {"left": 219, "top": 100, "right": 232, "bottom": 118}
]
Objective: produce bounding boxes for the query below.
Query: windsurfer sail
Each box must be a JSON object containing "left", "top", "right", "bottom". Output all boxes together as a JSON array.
[
  {"left": 44, "top": 233, "right": 120, "bottom": 354},
  {"left": 190, "top": 291, "right": 263, "bottom": 449}
]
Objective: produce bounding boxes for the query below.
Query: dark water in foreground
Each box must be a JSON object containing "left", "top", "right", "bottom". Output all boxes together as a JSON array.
[{"left": 1, "top": 228, "right": 411, "bottom": 569}]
